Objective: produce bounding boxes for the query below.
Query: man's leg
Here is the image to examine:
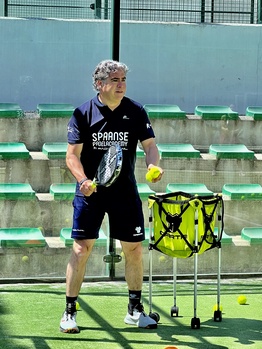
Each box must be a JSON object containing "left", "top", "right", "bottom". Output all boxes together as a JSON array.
[
  {"left": 121, "top": 241, "right": 157, "bottom": 329},
  {"left": 60, "top": 239, "right": 95, "bottom": 333}
]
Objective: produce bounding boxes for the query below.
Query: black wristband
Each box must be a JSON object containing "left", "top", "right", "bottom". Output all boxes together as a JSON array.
[{"left": 79, "top": 177, "right": 88, "bottom": 186}]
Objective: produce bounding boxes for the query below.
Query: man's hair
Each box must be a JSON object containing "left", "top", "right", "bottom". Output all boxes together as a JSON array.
[{"left": 92, "top": 60, "right": 129, "bottom": 91}]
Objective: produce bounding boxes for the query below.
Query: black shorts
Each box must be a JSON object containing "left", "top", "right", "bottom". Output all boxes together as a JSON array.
[{"left": 71, "top": 186, "right": 145, "bottom": 243}]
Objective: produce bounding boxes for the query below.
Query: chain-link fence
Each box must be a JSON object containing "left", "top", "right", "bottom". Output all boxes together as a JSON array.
[{"left": 4, "top": 0, "right": 262, "bottom": 24}]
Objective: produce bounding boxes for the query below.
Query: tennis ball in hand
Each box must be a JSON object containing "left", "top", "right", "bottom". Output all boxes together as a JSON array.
[
  {"left": 237, "top": 295, "right": 247, "bottom": 305},
  {"left": 146, "top": 167, "right": 161, "bottom": 182},
  {"left": 22, "top": 256, "right": 29, "bottom": 263},
  {"left": 75, "top": 301, "right": 80, "bottom": 311}
]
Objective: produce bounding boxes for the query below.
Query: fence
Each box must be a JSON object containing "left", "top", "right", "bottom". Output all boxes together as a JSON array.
[{"left": 3, "top": 0, "right": 262, "bottom": 24}]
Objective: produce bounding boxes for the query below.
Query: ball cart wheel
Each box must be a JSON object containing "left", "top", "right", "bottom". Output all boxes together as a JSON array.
[
  {"left": 191, "top": 317, "right": 200, "bottom": 329},
  {"left": 214, "top": 310, "right": 222, "bottom": 322},
  {"left": 170, "top": 305, "right": 179, "bottom": 317},
  {"left": 149, "top": 312, "right": 160, "bottom": 322}
]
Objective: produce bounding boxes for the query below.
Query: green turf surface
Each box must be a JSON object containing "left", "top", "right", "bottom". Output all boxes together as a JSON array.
[{"left": 0, "top": 279, "right": 261, "bottom": 349}]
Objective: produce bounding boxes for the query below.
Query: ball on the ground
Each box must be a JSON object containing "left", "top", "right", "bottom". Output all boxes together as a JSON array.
[
  {"left": 213, "top": 304, "right": 223, "bottom": 311},
  {"left": 163, "top": 346, "right": 178, "bottom": 349},
  {"left": 75, "top": 301, "right": 80, "bottom": 311},
  {"left": 159, "top": 255, "right": 166, "bottom": 263},
  {"left": 237, "top": 295, "right": 247, "bottom": 305},
  {"left": 22, "top": 255, "right": 29, "bottom": 262}
]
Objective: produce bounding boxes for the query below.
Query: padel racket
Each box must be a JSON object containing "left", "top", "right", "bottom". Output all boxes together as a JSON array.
[{"left": 91, "top": 144, "right": 123, "bottom": 188}]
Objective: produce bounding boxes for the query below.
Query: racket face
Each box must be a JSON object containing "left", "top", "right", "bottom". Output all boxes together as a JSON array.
[{"left": 95, "top": 144, "right": 123, "bottom": 187}]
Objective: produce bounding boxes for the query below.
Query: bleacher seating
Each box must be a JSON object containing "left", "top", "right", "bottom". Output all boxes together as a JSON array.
[
  {"left": 157, "top": 143, "right": 200, "bottom": 158},
  {"left": 42, "top": 142, "right": 67, "bottom": 159},
  {"left": 144, "top": 104, "right": 186, "bottom": 119},
  {"left": 0, "top": 103, "right": 24, "bottom": 118},
  {"left": 166, "top": 183, "right": 213, "bottom": 196},
  {"left": 37, "top": 103, "right": 74, "bottom": 118},
  {"left": 0, "top": 227, "right": 46, "bottom": 247},
  {"left": 0, "top": 183, "right": 35, "bottom": 200},
  {"left": 222, "top": 184, "right": 262, "bottom": 199},
  {"left": 0, "top": 142, "right": 30, "bottom": 159},
  {"left": 245, "top": 106, "right": 262, "bottom": 120},
  {"left": 195, "top": 105, "right": 239, "bottom": 120},
  {"left": 241, "top": 227, "right": 262, "bottom": 244},
  {"left": 1, "top": 104, "right": 262, "bottom": 278},
  {"left": 209, "top": 144, "right": 254, "bottom": 159}
]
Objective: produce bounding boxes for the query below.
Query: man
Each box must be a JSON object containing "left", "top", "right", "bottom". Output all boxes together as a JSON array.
[{"left": 60, "top": 59, "right": 163, "bottom": 333}]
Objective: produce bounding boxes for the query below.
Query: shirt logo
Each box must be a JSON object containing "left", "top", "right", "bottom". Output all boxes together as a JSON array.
[
  {"left": 123, "top": 115, "right": 129, "bottom": 119},
  {"left": 146, "top": 123, "right": 151, "bottom": 129}
]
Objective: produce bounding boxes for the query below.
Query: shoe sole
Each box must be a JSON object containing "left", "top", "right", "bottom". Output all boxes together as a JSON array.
[
  {"left": 142, "top": 323, "right": 157, "bottom": 329},
  {"left": 60, "top": 326, "right": 79, "bottom": 333}
]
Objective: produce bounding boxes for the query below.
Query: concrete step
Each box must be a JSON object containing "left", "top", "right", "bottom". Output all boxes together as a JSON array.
[
  {"left": 1, "top": 113, "right": 262, "bottom": 151},
  {"left": 0, "top": 234, "right": 260, "bottom": 279},
  {"left": 1, "top": 152, "right": 262, "bottom": 194}
]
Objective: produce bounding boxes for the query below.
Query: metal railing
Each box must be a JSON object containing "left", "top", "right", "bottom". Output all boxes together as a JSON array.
[{"left": 3, "top": 0, "right": 262, "bottom": 24}]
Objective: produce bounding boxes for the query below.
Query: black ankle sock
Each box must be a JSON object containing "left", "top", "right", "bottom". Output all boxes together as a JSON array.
[
  {"left": 66, "top": 296, "right": 77, "bottom": 314},
  {"left": 128, "top": 290, "right": 141, "bottom": 309}
]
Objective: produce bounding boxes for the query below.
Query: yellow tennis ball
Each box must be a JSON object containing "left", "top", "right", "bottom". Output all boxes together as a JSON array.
[
  {"left": 159, "top": 255, "right": 166, "bottom": 263},
  {"left": 237, "top": 295, "right": 247, "bottom": 305},
  {"left": 213, "top": 304, "right": 223, "bottom": 311},
  {"left": 75, "top": 301, "right": 80, "bottom": 311},
  {"left": 146, "top": 167, "right": 161, "bottom": 182},
  {"left": 22, "top": 255, "right": 29, "bottom": 263}
]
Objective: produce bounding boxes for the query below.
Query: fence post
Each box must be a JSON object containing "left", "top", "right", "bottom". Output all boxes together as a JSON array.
[
  {"left": 201, "top": 0, "right": 205, "bottom": 22},
  {"left": 0, "top": 0, "right": 6, "bottom": 16},
  {"left": 258, "top": 0, "right": 262, "bottom": 23}
]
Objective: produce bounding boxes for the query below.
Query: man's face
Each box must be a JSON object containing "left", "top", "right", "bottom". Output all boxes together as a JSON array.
[{"left": 99, "top": 69, "right": 127, "bottom": 103}]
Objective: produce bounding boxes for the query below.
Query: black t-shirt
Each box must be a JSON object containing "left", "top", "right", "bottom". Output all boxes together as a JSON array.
[{"left": 67, "top": 95, "right": 155, "bottom": 188}]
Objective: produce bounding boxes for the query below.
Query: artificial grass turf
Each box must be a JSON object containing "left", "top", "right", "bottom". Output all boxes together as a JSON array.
[{"left": 0, "top": 279, "right": 261, "bottom": 349}]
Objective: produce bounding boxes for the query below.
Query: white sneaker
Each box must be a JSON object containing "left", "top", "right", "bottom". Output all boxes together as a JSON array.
[
  {"left": 60, "top": 311, "right": 79, "bottom": 333},
  {"left": 124, "top": 304, "right": 157, "bottom": 329}
]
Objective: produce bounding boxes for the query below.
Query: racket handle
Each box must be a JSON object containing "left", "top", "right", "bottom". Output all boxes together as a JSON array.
[{"left": 146, "top": 167, "right": 161, "bottom": 182}]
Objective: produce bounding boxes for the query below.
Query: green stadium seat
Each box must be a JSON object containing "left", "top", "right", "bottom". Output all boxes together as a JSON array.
[
  {"left": 241, "top": 227, "right": 262, "bottom": 244},
  {"left": 50, "top": 183, "right": 75, "bottom": 200},
  {"left": 42, "top": 142, "right": 67, "bottom": 159},
  {"left": 245, "top": 106, "right": 262, "bottom": 120},
  {"left": 37, "top": 103, "right": 74, "bottom": 118},
  {"left": 157, "top": 143, "right": 200, "bottom": 158},
  {"left": 144, "top": 104, "right": 186, "bottom": 119},
  {"left": 166, "top": 183, "right": 213, "bottom": 196},
  {"left": 217, "top": 229, "right": 233, "bottom": 244},
  {"left": 137, "top": 183, "right": 155, "bottom": 200},
  {"left": 0, "top": 183, "right": 35, "bottom": 200},
  {"left": 0, "top": 103, "right": 24, "bottom": 118},
  {"left": 195, "top": 105, "right": 238, "bottom": 120},
  {"left": 222, "top": 184, "right": 262, "bottom": 199},
  {"left": 0, "top": 227, "right": 46, "bottom": 247},
  {"left": 0, "top": 142, "right": 30, "bottom": 159},
  {"left": 60, "top": 227, "right": 107, "bottom": 247},
  {"left": 209, "top": 144, "right": 254, "bottom": 159}
]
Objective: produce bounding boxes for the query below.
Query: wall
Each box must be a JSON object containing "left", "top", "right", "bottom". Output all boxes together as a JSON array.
[{"left": 0, "top": 17, "right": 261, "bottom": 113}]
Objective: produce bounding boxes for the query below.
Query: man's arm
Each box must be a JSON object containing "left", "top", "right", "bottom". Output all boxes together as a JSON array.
[{"left": 66, "top": 143, "right": 96, "bottom": 196}]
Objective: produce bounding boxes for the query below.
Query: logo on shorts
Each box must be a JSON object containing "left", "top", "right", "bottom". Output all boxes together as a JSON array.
[{"left": 133, "top": 226, "right": 142, "bottom": 236}]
